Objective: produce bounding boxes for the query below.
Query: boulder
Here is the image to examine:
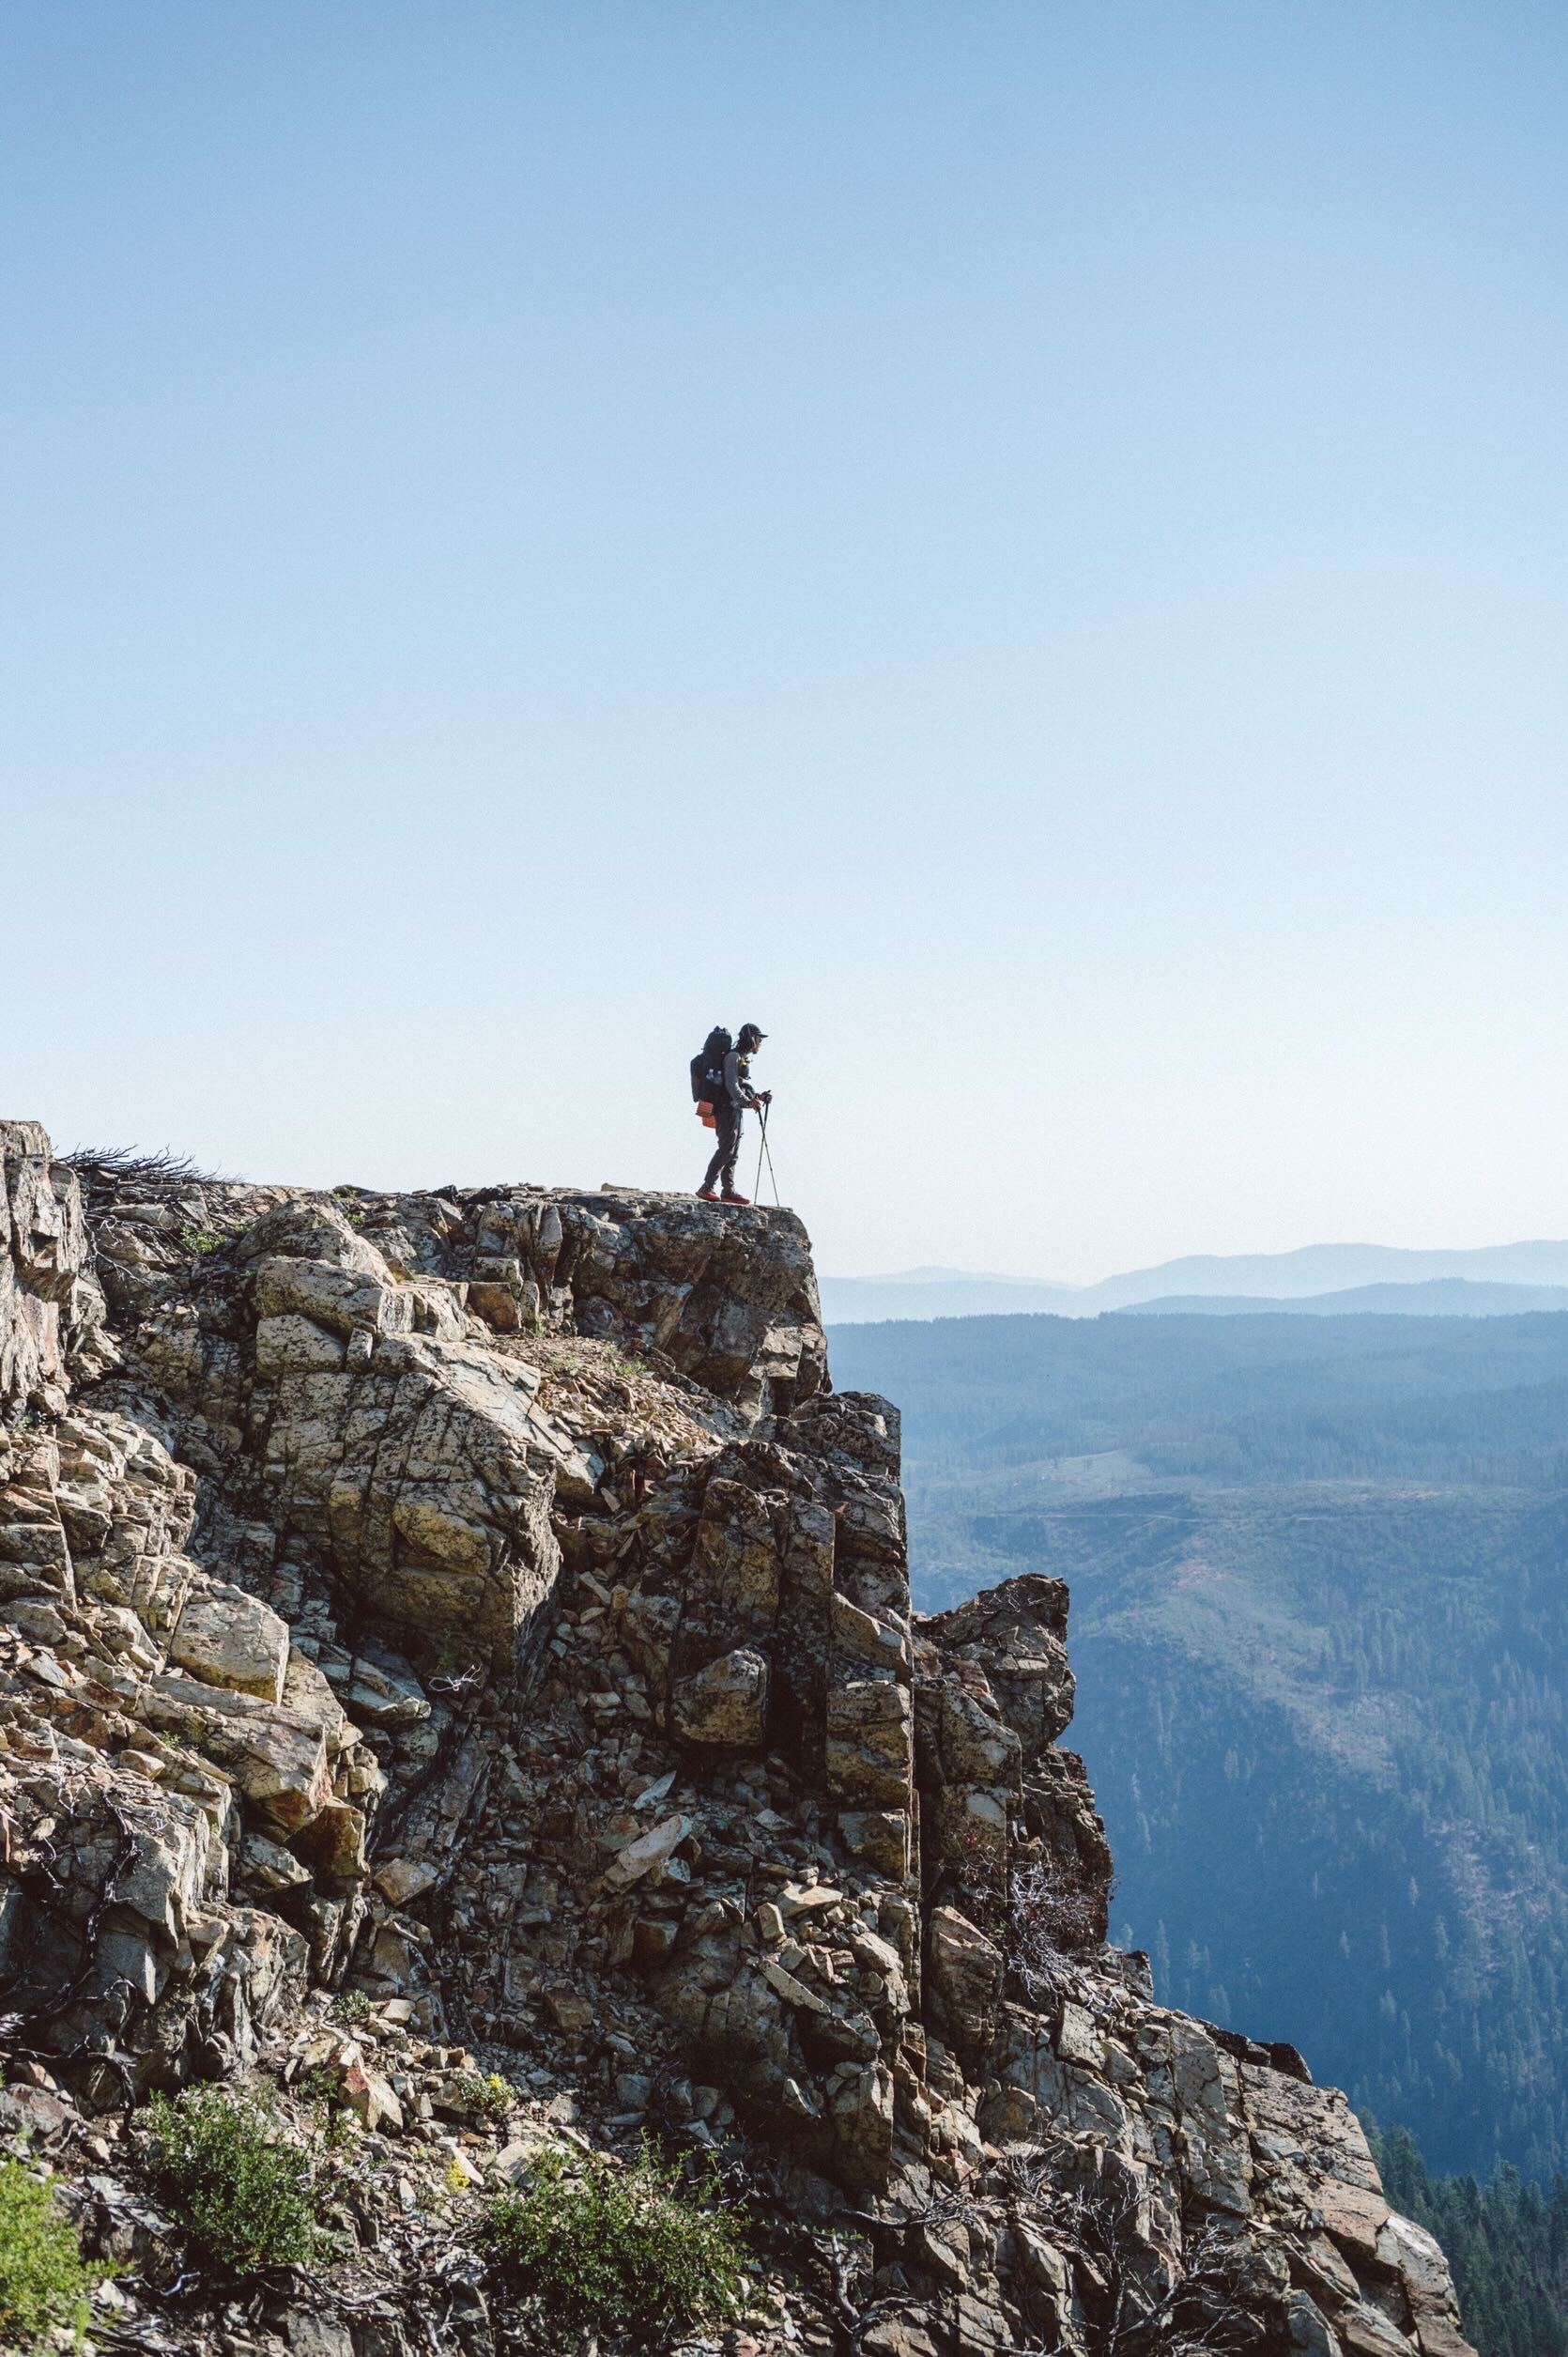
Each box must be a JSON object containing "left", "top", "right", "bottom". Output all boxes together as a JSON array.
[
  {"left": 929, "top": 1905, "right": 1003, "bottom": 2062},
  {"left": 830, "top": 1590, "right": 909, "bottom": 1673},
  {"left": 142, "top": 1674, "right": 331, "bottom": 1836},
  {"left": 686, "top": 1479, "right": 781, "bottom": 1641},
  {"left": 337, "top": 1644, "right": 430, "bottom": 1729},
  {"left": 253, "top": 1256, "right": 413, "bottom": 1342},
  {"left": 671, "top": 1646, "right": 769, "bottom": 1746},
  {"left": 830, "top": 2062, "right": 896, "bottom": 2189},
  {"left": 254, "top": 1314, "right": 347, "bottom": 1376},
  {"left": 604, "top": 1813, "right": 692, "bottom": 1890},
  {"left": 167, "top": 1579, "right": 290, "bottom": 1702},
  {"left": 337, "top": 2052, "right": 405, "bottom": 2134},
  {"left": 240, "top": 1831, "right": 313, "bottom": 1893},
  {"left": 374, "top": 1856, "right": 439, "bottom": 1904},
  {"left": 837, "top": 1809, "right": 911, "bottom": 1875},
  {"left": 826, "top": 1674, "right": 913, "bottom": 1807}
]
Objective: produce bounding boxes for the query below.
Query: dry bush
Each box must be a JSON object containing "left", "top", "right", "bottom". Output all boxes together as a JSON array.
[
  {"left": 997, "top": 2150, "right": 1277, "bottom": 2356},
  {"left": 1008, "top": 1859, "right": 1104, "bottom": 2005},
  {"left": 945, "top": 1812, "right": 1007, "bottom": 1933}
]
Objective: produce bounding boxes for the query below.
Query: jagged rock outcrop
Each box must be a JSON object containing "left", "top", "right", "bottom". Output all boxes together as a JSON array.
[{"left": 0, "top": 1125, "right": 1475, "bottom": 2357}]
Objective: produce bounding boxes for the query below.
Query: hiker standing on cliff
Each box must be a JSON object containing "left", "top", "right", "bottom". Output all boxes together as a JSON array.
[{"left": 696, "top": 1023, "right": 770, "bottom": 1204}]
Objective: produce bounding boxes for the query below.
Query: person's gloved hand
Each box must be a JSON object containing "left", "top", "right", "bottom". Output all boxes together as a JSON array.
[{"left": 760, "top": 1090, "right": 773, "bottom": 1104}]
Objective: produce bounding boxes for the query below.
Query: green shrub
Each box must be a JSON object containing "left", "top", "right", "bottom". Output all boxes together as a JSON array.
[
  {"left": 473, "top": 2143, "right": 749, "bottom": 2346},
  {"left": 455, "top": 2070, "right": 514, "bottom": 2120},
  {"left": 144, "top": 2085, "right": 319, "bottom": 2276},
  {"left": 0, "top": 2161, "right": 96, "bottom": 2352}
]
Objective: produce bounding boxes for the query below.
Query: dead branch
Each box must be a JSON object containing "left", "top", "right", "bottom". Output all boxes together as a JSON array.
[{"left": 1007, "top": 1860, "right": 1103, "bottom": 2010}]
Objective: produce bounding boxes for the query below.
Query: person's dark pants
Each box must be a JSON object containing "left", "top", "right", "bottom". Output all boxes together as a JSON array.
[{"left": 702, "top": 1101, "right": 743, "bottom": 1194}]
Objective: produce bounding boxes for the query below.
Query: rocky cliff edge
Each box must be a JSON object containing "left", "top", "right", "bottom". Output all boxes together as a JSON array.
[{"left": 0, "top": 1122, "right": 1473, "bottom": 2357}]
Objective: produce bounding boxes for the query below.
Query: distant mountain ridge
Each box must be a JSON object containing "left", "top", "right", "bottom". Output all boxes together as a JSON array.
[
  {"left": 822, "top": 1240, "right": 1568, "bottom": 1325},
  {"left": 1130, "top": 1278, "right": 1568, "bottom": 1319},
  {"left": 822, "top": 1271, "right": 1077, "bottom": 1322}
]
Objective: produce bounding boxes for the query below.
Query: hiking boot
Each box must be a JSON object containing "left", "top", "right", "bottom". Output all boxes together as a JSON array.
[
  {"left": 696, "top": 1187, "right": 719, "bottom": 1201},
  {"left": 721, "top": 1190, "right": 750, "bottom": 1205}
]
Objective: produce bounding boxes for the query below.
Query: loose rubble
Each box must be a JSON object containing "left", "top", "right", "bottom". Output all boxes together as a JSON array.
[{"left": 0, "top": 1122, "right": 1475, "bottom": 2356}]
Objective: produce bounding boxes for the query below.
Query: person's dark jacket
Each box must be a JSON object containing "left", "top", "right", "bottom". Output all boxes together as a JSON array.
[{"left": 722, "top": 1050, "right": 763, "bottom": 1113}]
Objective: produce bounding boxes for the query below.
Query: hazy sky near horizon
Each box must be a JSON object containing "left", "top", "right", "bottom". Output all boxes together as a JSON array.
[{"left": 7, "top": 2, "right": 1568, "bottom": 1281}]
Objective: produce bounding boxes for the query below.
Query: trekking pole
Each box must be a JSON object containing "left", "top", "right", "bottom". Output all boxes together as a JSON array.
[
  {"left": 755, "top": 1107, "right": 767, "bottom": 1202},
  {"left": 759, "top": 1108, "right": 781, "bottom": 1208}
]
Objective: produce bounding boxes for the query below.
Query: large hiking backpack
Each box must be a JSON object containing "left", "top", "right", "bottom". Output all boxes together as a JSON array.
[{"left": 691, "top": 1027, "right": 731, "bottom": 1120}]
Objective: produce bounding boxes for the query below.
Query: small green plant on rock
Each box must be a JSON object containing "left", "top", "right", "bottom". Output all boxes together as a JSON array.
[
  {"left": 456, "top": 2070, "right": 515, "bottom": 2120},
  {"left": 0, "top": 2161, "right": 100, "bottom": 2352},
  {"left": 178, "top": 1224, "right": 223, "bottom": 1256},
  {"left": 144, "top": 2085, "right": 320, "bottom": 2276},
  {"left": 473, "top": 2142, "right": 749, "bottom": 2347}
]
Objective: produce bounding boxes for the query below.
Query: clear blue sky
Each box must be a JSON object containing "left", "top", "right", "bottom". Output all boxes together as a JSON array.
[{"left": 6, "top": 2, "right": 1568, "bottom": 1280}]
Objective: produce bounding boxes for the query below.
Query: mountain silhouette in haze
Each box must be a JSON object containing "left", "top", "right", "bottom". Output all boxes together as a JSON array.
[
  {"left": 1128, "top": 1276, "right": 1568, "bottom": 1318},
  {"left": 822, "top": 1240, "right": 1568, "bottom": 1324}
]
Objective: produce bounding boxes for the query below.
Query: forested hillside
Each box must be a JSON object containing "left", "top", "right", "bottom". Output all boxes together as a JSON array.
[
  {"left": 1373, "top": 2127, "right": 1568, "bottom": 2357},
  {"left": 831, "top": 1310, "right": 1568, "bottom": 2180}
]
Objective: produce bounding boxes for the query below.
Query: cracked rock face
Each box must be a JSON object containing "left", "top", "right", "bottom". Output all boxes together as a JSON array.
[{"left": 0, "top": 1125, "right": 1475, "bottom": 2357}]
